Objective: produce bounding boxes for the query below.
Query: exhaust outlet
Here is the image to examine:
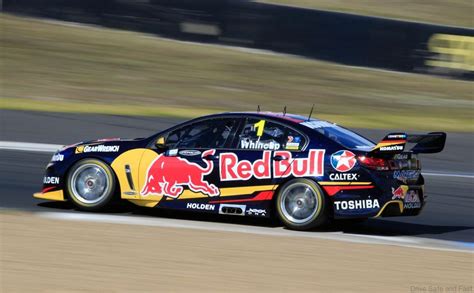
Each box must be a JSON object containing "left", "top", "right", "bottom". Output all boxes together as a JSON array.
[{"left": 219, "top": 204, "right": 246, "bottom": 216}]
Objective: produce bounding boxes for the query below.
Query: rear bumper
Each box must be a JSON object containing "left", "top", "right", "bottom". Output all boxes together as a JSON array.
[
  {"left": 373, "top": 198, "right": 425, "bottom": 218},
  {"left": 374, "top": 184, "right": 426, "bottom": 217},
  {"left": 332, "top": 183, "right": 425, "bottom": 219},
  {"left": 33, "top": 189, "right": 66, "bottom": 202}
]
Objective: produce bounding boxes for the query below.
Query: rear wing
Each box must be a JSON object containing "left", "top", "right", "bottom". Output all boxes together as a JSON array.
[{"left": 369, "top": 132, "right": 446, "bottom": 155}]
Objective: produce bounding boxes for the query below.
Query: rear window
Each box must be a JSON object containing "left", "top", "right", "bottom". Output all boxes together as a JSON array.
[{"left": 301, "top": 121, "right": 375, "bottom": 150}]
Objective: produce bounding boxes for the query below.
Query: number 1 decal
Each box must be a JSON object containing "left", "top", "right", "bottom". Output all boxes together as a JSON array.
[{"left": 254, "top": 120, "right": 266, "bottom": 137}]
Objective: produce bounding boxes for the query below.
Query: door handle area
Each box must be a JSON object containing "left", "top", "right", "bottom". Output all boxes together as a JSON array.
[
  {"left": 273, "top": 155, "right": 288, "bottom": 161},
  {"left": 203, "top": 154, "right": 219, "bottom": 161}
]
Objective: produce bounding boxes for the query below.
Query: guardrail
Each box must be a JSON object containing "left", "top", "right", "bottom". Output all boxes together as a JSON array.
[{"left": 3, "top": 0, "right": 473, "bottom": 80}]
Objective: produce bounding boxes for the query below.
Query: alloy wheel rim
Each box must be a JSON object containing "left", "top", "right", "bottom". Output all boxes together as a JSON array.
[
  {"left": 70, "top": 163, "right": 110, "bottom": 204},
  {"left": 280, "top": 183, "right": 319, "bottom": 224}
]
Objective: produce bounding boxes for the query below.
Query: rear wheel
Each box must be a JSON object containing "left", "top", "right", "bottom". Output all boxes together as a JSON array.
[
  {"left": 275, "top": 178, "right": 328, "bottom": 230},
  {"left": 66, "top": 159, "right": 116, "bottom": 211}
]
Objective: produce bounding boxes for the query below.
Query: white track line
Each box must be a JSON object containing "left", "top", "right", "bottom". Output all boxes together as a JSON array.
[
  {"left": 2, "top": 141, "right": 472, "bottom": 179},
  {"left": 0, "top": 141, "right": 62, "bottom": 153},
  {"left": 37, "top": 211, "right": 473, "bottom": 253},
  {"left": 423, "top": 172, "right": 474, "bottom": 179}
]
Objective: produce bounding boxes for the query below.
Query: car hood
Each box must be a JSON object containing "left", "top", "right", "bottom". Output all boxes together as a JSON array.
[{"left": 58, "top": 137, "right": 148, "bottom": 152}]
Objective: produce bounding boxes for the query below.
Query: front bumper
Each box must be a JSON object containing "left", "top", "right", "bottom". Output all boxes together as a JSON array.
[{"left": 33, "top": 189, "right": 66, "bottom": 202}]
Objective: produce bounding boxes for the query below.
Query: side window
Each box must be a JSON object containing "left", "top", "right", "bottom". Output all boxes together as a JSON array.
[
  {"left": 237, "top": 119, "right": 306, "bottom": 151},
  {"left": 166, "top": 118, "right": 238, "bottom": 149}
]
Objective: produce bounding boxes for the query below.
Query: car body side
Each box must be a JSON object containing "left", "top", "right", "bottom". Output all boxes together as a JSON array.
[{"left": 34, "top": 112, "right": 427, "bottom": 220}]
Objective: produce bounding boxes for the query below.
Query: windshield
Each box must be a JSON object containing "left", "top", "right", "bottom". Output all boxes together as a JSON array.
[{"left": 301, "top": 121, "right": 375, "bottom": 150}]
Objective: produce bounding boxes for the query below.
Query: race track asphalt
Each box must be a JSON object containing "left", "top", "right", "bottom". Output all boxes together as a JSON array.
[{"left": 1, "top": 110, "right": 473, "bottom": 242}]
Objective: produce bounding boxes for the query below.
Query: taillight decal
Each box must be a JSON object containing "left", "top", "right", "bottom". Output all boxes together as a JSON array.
[{"left": 358, "top": 156, "right": 390, "bottom": 171}]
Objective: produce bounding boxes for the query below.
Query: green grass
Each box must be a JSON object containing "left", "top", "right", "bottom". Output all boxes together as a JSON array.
[
  {"left": 257, "top": 0, "right": 473, "bottom": 28},
  {"left": 1, "top": 14, "right": 473, "bottom": 131}
]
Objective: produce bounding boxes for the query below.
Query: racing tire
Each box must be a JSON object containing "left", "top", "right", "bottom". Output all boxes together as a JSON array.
[
  {"left": 66, "top": 159, "right": 117, "bottom": 211},
  {"left": 275, "top": 178, "right": 328, "bottom": 230}
]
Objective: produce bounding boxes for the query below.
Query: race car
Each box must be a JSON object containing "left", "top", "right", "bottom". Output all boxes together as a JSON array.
[{"left": 34, "top": 112, "right": 446, "bottom": 230}]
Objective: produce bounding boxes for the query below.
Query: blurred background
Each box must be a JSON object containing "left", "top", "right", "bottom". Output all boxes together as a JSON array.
[
  {"left": 1, "top": 0, "right": 473, "bottom": 131},
  {"left": 1, "top": 1, "right": 473, "bottom": 292}
]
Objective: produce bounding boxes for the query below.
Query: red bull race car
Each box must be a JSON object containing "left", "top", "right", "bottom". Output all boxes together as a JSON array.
[{"left": 34, "top": 112, "right": 446, "bottom": 230}]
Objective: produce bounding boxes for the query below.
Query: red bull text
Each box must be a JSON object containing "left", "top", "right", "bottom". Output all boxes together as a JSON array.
[{"left": 220, "top": 150, "right": 325, "bottom": 181}]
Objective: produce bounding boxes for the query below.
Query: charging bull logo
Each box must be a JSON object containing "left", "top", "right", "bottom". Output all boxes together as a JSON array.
[
  {"left": 392, "top": 185, "right": 409, "bottom": 200},
  {"left": 141, "top": 149, "right": 219, "bottom": 198}
]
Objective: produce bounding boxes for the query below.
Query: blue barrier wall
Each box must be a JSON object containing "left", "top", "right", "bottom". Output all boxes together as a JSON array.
[{"left": 3, "top": 0, "right": 473, "bottom": 79}]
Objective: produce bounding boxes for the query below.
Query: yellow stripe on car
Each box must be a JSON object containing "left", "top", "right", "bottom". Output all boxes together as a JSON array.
[
  {"left": 33, "top": 190, "right": 66, "bottom": 201},
  {"left": 318, "top": 181, "right": 372, "bottom": 186}
]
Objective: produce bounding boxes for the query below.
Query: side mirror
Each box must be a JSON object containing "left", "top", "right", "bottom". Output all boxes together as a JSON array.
[{"left": 155, "top": 136, "right": 166, "bottom": 149}]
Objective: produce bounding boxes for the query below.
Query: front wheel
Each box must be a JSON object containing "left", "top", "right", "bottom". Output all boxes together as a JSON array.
[
  {"left": 275, "top": 178, "right": 328, "bottom": 230},
  {"left": 66, "top": 159, "right": 116, "bottom": 211}
]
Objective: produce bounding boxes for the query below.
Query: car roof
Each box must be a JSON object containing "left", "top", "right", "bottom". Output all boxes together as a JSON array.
[{"left": 201, "top": 111, "right": 326, "bottom": 125}]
